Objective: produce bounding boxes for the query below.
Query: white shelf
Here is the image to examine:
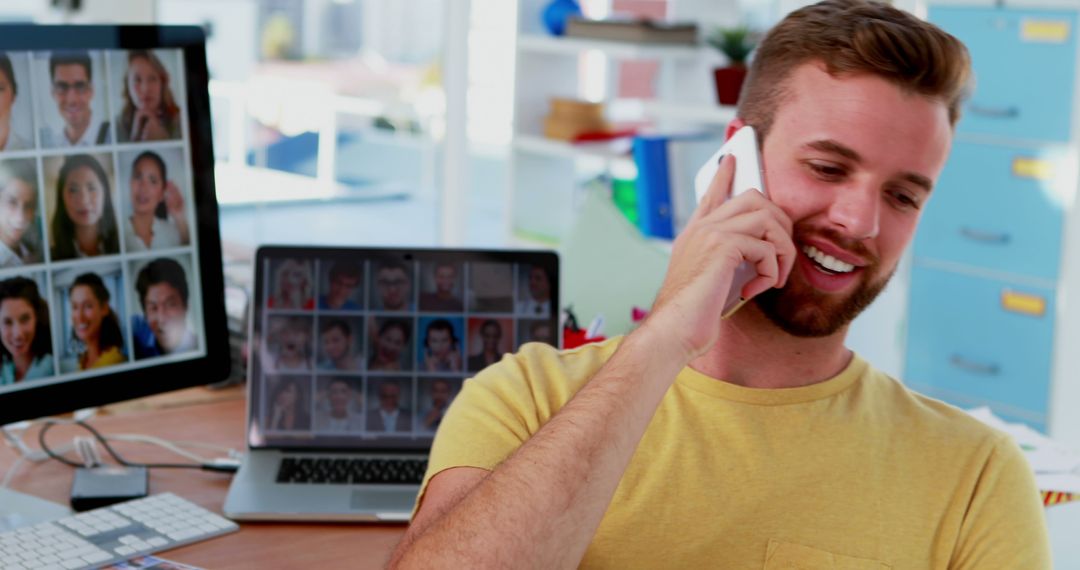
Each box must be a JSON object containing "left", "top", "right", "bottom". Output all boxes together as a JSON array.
[
  {"left": 605, "top": 99, "right": 737, "bottom": 126},
  {"left": 513, "top": 134, "right": 633, "bottom": 161},
  {"left": 517, "top": 34, "right": 703, "bottom": 61}
]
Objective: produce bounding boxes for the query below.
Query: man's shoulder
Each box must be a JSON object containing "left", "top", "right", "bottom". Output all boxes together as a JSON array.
[
  {"left": 468, "top": 338, "right": 622, "bottom": 405},
  {"left": 858, "top": 362, "right": 1006, "bottom": 447}
]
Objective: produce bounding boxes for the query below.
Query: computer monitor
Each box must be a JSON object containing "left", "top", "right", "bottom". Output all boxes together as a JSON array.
[{"left": 0, "top": 25, "right": 229, "bottom": 426}]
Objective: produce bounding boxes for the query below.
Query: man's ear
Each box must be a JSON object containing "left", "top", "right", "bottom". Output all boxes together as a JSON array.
[{"left": 725, "top": 117, "right": 747, "bottom": 141}]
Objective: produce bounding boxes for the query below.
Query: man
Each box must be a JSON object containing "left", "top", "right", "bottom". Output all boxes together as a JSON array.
[
  {"left": 133, "top": 258, "right": 197, "bottom": 359},
  {"left": 515, "top": 265, "right": 552, "bottom": 317},
  {"left": 465, "top": 319, "right": 504, "bottom": 373},
  {"left": 318, "top": 261, "right": 362, "bottom": 310},
  {"left": 390, "top": 1, "right": 1050, "bottom": 568},
  {"left": 420, "top": 378, "right": 453, "bottom": 432},
  {"left": 317, "top": 319, "right": 362, "bottom": 371},
  {"left": 366, "top": 380, "right": 411, "bottom": 432},
  {"left": 418, "top": 262, "right": 463, "bottom": 311},
  {"left": 374, "top": 260, "right": 412, "bottom": 311},
  {"left": 314, "top": 377, "right": 362, "bottom": 432},
  {"left": 41, "top": 51, "right": 111, "bottom": 148}
]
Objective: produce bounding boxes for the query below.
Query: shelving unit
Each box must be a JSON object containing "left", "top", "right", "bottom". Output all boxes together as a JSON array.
[{"left": 509, "top": 0, "right": 733, "bottom": 243}]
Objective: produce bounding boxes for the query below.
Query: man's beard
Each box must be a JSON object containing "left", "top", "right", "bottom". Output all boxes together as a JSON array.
[{"left": 753, "top": 263, "right": 894, "bottom": 338}]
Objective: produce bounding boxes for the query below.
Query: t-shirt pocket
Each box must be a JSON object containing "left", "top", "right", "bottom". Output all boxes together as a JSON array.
[{"left": 764, "top": 539, "right": 892, "bottom": 570}]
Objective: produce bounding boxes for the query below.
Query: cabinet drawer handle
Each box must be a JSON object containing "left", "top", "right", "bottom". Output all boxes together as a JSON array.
[
  {"left": 968, "top": 104, "right": 1020, "bottom": 119},
  {"left": 960, "top": 227, "right": 1011, "bottom": 244},
  {"left": 949, "top": 354, "right": 1000, "bottom": 376}
]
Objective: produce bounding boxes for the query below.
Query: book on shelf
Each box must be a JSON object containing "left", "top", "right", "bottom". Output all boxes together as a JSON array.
[{"left": 564, "top": 17, "right": 699, "bottom": 45}]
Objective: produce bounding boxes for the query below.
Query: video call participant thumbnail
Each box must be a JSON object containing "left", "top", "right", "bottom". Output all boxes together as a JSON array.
[
  {"left": 367, "top": 378, "right": 411, "bottom": 433},
  {"left": 373, "top": 259, "right": 413, "bottom": 312},
  {"left": 466, "top": 318, "right": 509, "bottom": 373},
  {"left": 266, "top": 315, "right": 313, "bottom": 372},
  {"left": 314, "top": 376, "right": 363, "bottom": 432},
  {"left": 0, "top": 53, "right": 32, "bottom": 152},
  {"left": 319, "top": 260, "right": 362, "bottom": 310},
  {"left": 49, "top": 153, "right": 120, "bottom": 260},
  {"left": 132, "top": 258, "right": 198, "bottom": 359},
  {"left": 516, "top": 265, "right": 553, "bottom": 317},
  {"left": 269, "top": 259, "right": 314, "bottom": 310},
  {"left": 0, "top": 276, "right": 53, "bottom": 384},
  {"left": 418, "top": 262, "right": 463, "bottom": 312},
  {"left": 40, "top": 51, "right": 111, "bottom": 148},
  {"left": 368, "top": 317, "right": 411, "bottom": 372},
  {"left": 419, "top": 378, "right": 457, "bottom": 433},
  {"left": 124, "top": 150, "right": 190, "bottom": 252},
  {"left": 317, "top": 318, "right": 363, "bottom": 372},
  {"left": 68, "top": 272, "right": 125, "bottom": 371},
  {"left": 116, "top": 50, "right": 182, "bottom": 143},
  {"left": 267, "top": 376, "right": 311, "bottom": 432},
  {"left": 421, "top": 318, "right": 462, "bottom": 373},
  {"left": 0, "top": 159, "right": 43, "bottom": 267}
]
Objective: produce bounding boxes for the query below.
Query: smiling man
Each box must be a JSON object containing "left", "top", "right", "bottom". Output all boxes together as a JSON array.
[
  {"left": 41, "top": 51, "right": 111, "bottom": 148},
  {"left": 390, "top": 1, "right": 1050, "bottom": 568},
  {"left": 132, "top": 257, "right": 197, "bottom": 359}
]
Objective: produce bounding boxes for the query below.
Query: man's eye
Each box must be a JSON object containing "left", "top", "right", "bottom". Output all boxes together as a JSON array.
[
  {"left": 888, "top": 189, "right": 921, "bottom": 210},
  {"left": 808, "top": 162, "right": 846, "bottom": 180}
]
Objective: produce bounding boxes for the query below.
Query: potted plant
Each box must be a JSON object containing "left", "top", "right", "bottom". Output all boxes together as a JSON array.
[{"left": 707, "top": 26, "right": 757, "bottom": 106}]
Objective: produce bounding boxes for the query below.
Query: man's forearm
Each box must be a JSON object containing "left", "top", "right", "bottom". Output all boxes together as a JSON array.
[{"left": 390, "top": 325, "right": 688, "bottom": 568}]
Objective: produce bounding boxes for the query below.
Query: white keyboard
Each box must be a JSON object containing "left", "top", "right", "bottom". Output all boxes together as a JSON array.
[{"left": 0, "top": 493, "right": 238, "bottom": 570}]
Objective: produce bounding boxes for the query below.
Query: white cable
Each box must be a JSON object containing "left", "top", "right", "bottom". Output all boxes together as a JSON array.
[
  {"left": 105, "top": 434, "right": 242, "bottom": 464},
  {"left": 1, "top": 441, "right": 76, "bottom": 489}
]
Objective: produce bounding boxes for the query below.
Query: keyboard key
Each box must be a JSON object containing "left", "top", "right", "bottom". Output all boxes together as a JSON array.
[{"left": 82, "top": 550, "right": 112, "bottom": 564}]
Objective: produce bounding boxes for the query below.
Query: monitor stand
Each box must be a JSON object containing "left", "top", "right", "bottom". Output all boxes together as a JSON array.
[{"left": 0, "top": 487, "right": 72, "bottom": 532}]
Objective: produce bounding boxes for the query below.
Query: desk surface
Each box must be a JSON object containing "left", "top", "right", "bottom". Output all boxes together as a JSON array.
[{"left": 0, "top": 391, "right": 406, "bottom": 569}]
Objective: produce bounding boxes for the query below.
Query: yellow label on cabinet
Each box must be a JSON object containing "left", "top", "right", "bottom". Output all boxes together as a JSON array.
[
  {"left": 1001, "top": 290, "right": 1046, "bottom": 317},
  {"left": 1012, "top": 157, "right": 1054, "bottom": 180},
  {"left": 1021, "top": 19, "right": 1071, "bottom": 43}
]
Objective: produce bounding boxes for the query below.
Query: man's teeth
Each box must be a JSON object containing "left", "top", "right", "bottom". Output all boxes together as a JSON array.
[{"left": 802, "top": 245, "right": 855, "bottom": 273}]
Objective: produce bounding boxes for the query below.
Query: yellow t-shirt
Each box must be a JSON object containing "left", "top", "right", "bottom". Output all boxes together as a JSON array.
[
  {"left": 422, "top": 338, "right": 1050, "bottom": 569},
  {"left": 80, "top": 346, "right": 124, "bottom": 370}
]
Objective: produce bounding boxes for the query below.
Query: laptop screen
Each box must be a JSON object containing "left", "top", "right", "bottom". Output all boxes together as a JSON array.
[{"left": 247, "top": 246, "right": 560, "bottom": 451}]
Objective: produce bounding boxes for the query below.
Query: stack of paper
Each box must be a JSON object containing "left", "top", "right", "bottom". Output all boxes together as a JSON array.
[{"left": 967, "top": 407, "right": 1080, "bottom": 505}]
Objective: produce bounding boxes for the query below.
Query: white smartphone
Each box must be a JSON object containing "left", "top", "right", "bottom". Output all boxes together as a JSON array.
[{"left": 693, "top": 125, "right": 767, "bottom": 319}]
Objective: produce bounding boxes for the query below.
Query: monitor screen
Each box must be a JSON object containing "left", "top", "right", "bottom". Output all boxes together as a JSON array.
[
  {"left": 248, "top": 246, "right": 560, "bottom": 451},
  {"left": 0, "top": 26, "right": 229, "bottom": 425}
]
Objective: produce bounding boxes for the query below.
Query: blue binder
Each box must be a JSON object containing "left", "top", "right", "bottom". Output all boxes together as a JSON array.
[{"left": 632, "top": 135, "right": 675, "bottom": 239}]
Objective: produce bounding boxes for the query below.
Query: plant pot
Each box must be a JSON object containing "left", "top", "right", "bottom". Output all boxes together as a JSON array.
[{"left": 713, "top": 66, "right": 748, "bottom": 106}]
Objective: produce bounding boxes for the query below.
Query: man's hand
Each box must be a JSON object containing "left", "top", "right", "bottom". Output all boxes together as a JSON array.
[{"left": 646, "top": 154, "right": 796, "bottom": 362}]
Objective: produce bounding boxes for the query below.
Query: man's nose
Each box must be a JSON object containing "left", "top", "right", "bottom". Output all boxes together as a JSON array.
[{"left": 828, "top": 184, "right": 880, "bottom": 240}]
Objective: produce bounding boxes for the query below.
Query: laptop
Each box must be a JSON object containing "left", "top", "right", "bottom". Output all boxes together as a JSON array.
[{"left": 224, "top": 246, "right": 560, "bottom": 521}]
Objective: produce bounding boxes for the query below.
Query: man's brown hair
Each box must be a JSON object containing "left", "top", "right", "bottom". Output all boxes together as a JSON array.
[{"left": 739, "top": 0, "right": 971, "bottom": 139}]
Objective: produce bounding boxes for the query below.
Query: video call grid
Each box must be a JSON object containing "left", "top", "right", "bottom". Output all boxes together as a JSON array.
[
  {"left": 0, "top": 251, "right": 204, "bottom": 388},
  {"left": 260, "top": 373, "right": 465, "bottom": 439},
  {"left": 257, "top": 256, "right": 556, "bottom": 439},
  {"left": 0, "top": 47, "right": 206, "bottom": 390}
]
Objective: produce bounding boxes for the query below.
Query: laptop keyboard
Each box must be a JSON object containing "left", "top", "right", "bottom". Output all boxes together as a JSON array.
[{"left": 276, "top": 457, "right": 428, "bottom": 485}]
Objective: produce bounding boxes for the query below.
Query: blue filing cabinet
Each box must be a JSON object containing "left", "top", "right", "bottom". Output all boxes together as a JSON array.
[
  {"left": 905, "top": 7, "right": 1080, "bottom": 566},
  {"left": 906, "top": 5, "right": 1080, "bottom": 434}
]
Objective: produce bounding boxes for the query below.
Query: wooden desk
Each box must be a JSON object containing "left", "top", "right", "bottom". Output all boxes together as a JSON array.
[{"left": 0, "top": 393, "right": 407, "bottom": 569}]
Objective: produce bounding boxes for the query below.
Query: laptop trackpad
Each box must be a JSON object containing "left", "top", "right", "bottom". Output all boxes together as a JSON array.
[{"left": 352, "top": 489, "right": 417, "bottom": 512}]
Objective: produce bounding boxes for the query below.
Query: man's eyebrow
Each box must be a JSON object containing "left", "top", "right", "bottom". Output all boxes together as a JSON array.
[
  {"left": 805, "top": 139, "right": 862, "bottom": 163},
  {"left": 804, "top": 139, "right": 934, "bottom": 193}
]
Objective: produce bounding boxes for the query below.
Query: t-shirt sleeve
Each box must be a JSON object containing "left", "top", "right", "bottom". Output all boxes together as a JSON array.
[
  {"left": 411, "top": 341, "right": 610, "bottom": 517},
  {"left": 950, "top": 434, "right": 1051, "bottom": 569},
  {"left": 413, "top": 351, "right": 544, "bottom": 515}
]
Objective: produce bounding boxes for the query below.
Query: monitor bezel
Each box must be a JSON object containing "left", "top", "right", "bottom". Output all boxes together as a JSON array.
[
  {"left": 249, "top": 245, "right": 561, "bottom": 453},
  {"left": 0, "top": 25, "right": 230, "bottom": 425}
]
